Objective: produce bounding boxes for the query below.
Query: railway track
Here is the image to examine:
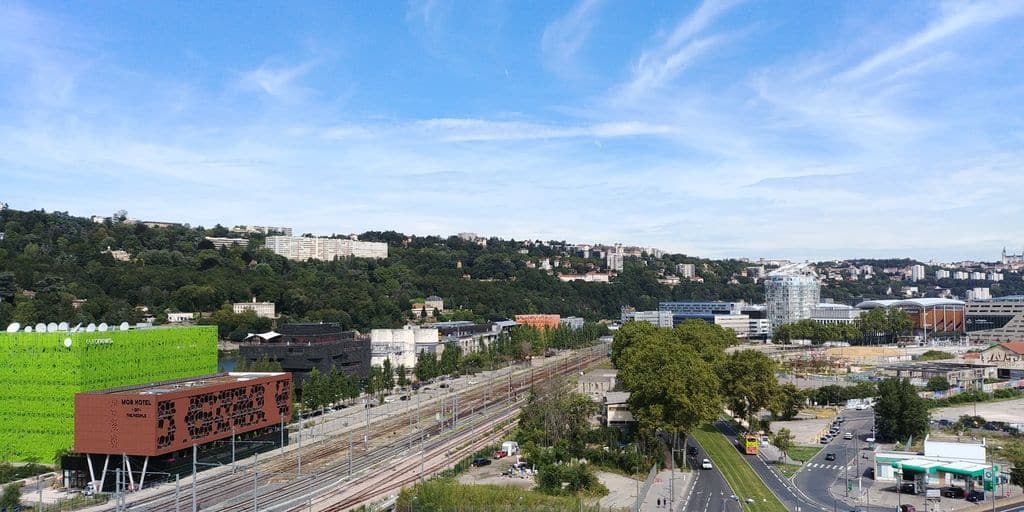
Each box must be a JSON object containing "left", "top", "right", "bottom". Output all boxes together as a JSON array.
[{"left": 89, "top": 345, "right": 606, "bottom": 512}]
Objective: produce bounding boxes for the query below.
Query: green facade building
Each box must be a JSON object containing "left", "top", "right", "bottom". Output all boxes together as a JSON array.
[{"left": 0, "top": 326, "right": 217, "bottom": 462}]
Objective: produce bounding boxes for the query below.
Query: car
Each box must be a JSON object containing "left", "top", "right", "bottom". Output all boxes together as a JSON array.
[
  {"left": 468, "top": 380, "right": 478, "bottom": 385},
  {"left": 701, "top": 458, "right": 713, "bottom": 470},
  {"left": 399, "top": 395, "right": 411, "bottom": 401},
  {"left": 686, "top": 446, "right": 698, "bottom": 457},
  {"left": 820, "top": 436, "right": 830, "bottom": 444},
  {"left": 940, "top": 487, "right": 965, "bottom": 498},
  {"left": 899, "top": 505, "right": 916, "bottom": 512},
  {"left": 825, "top": 452, "right": 836, "bottom": 461},
  {"left": 411, "top": 383, "right": 421, "bottom": 390},
  {"left": 421, "top": 386, "right": 431, "bottom": 391},
  {"left": 439, "top": 383, "right": 449, "bottom": 389},
  {"left": 493, "top": 450, "right": 507, "bottom": 459},
  {"left": 843, "top": 432, "right": 853, "bottom": 440},
  {"left": 966, "top": 490, "right": 985, "bottom": 502},
  {"left": 471, "top": 458, "right": 491, "bottom": 467},
  {"left": 899, "top": 482, "right": 916, "bottom": 494},
  {"left": 836, "top": 416, "right": 844, "bottom": 423},
  {"left": 384, "top": 395, "right": 398, "bottom": 403}
]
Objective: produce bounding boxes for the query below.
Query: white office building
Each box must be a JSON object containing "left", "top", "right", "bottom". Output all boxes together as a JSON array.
[
  {"left": 607, "top": 244, "right": 625, "bottom": 272},
  {"left": 622, "top": 309, "right": 673, "bottom": 328},
  {"left": 265, "top": 235, "right": 388, "bottom": 261},
  {"left": 765, "top": 264, "right": 821, "bottom": 332},
  {"left": 935, "top": 269, "right": 951, "bottom": 279},
  {"left": 370, "top": 327, "right": 440, "bottom": 369},
  {"left": 233, "top": 298, "right": 276, "bottom": 319},
  {"left": 676, "top": 263, "right": 696, "bottom": 278},
  {"left": 810, "top": 303, "right": 864, "bottom": 325},
  {"left": 910, "top": 265, "right": 926, "bottom": 282}
]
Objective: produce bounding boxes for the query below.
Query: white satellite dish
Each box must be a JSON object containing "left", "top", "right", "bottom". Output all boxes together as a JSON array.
[
  {"left": 119, "top": 322, "right": 129, "bottom": 331},
  {"left": 64, "top": 338, "right": 72, "bottom": 348},
  {"left": 71, "top": 323, "right": 82, "bottom": 333},
  {"left": 47, "top": 322, "right": 58, "bottom": 333},
  {"left": 25, "top": 326, "right": 33, "bottom": 333},
  {"left": 98, "top": 323, "right": 109, "bottom": 332},
  {"left": 86, "top": 323, "right": 96, "bottom": 333},
  {"left": 58, "top": 322, "right": 69, "bottom": 331},
  {"left": 35, "top": 323, "right": 46, "bottom": 333},
  {"left": 6, "top": 323, "right": 20, "bottom": 333}
]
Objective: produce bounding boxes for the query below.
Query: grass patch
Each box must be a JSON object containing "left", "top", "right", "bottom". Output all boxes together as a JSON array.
[
  {"left": 775, "top": 464, "right": 802, "bottom": 478},
  {"left": 395, "top": 477, "right": 603, "bottom": 511},
  {"left": 786, "top": 445, "right": 822, "bottom": 464},
  {"left": 692, "top": 424, "right": 788, "bottom": 512}
]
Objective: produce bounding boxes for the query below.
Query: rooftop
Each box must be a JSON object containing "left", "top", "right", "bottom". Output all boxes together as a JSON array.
[
  {"left": 81, "top": 372, "right": 286, "bottom": 396},
  {"left": 995, "top": 341, "right": 1024, "bottom": 355},
  {"left": 855, "top": 298, "right": 965, "bottom": 309}
]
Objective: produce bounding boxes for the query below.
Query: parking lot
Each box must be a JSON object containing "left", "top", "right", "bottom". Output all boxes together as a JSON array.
[{"left": 456, "top": 454, "right": 535, "bottom": 489}]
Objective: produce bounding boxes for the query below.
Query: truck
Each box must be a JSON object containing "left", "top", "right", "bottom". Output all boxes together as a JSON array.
[{"left": 502, "top": 441, "right": 519, "bottom": 456}]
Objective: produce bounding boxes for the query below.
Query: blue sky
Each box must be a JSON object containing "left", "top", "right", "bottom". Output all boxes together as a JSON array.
[{"left": 2, "top": 1, "right": 1023, "bottom": 261}]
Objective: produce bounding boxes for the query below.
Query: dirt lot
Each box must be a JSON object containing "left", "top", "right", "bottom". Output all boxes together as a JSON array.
[
  {"left": 771, "top": 416, "right": 834, "bottom": 445},
  {"left": 932, "top": 397, "right": 1024, "bottom": 424},
  {"left": 457, "top": 455, "right": 535, "bottom": 489}
]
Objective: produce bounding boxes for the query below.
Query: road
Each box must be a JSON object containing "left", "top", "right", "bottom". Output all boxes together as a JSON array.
[
  {"left": 683, "top": 435, "right": 743, "bottom": 512},
  {"left": 790, "top": 408, "right": 887, "bottom": 512}
]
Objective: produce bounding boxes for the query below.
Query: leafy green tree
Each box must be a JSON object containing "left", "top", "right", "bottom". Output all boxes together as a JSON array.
[
  {"left": 382, "top": 359, "right": 394, "bottom": 391},
  {"left": 874, "top": 378, "right": 928, "bottom": 442},
  {"left": 1, "top": 482, "right": 21, "bottom": 509},
  {"left": 719, "top": 349, "right": 779, "bottom": 428},
  {"left": 439, "top": 344, "right": 462, "bottom": 375},
  {"left": 771, "top": 428, "right": 795, "bottom": 462},
  {"left": 396, "top": 365, "right": 409, "bottom": 387},
  {"left": 925, "top": 376, "right": 950, "bottom": 392},
  {"left": 773, "top": 383, "right": 804, "bottom": 421},
  {"left": 415, "top": 350, "right": 438, "bottom": 382},
  {"left": 617, "top": 329, "right": 721, "bottom": 440}
]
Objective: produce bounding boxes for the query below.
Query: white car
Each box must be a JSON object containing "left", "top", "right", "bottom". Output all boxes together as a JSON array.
[
  {"left": 701, "top": 458, "right": 713, "bottom": 470},
  {"left": 843, "top": 432, "right": 853, "bottom": 440}
]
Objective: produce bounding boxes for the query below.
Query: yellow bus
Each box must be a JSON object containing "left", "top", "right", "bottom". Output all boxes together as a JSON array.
[{"left": 743, "top": 433, "right": 759, "bottom": 455}]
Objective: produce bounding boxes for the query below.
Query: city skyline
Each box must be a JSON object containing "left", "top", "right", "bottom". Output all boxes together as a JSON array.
[{"left": 3, "top": 1, "right": 1024, "bottom": 261}]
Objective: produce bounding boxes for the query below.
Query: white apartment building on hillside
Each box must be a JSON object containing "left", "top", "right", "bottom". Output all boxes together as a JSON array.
[{"left": 265, "top": 235, "right": 388, "bottom": 261}]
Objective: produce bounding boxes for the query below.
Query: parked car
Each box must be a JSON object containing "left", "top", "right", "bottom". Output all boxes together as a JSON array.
[
  {"left": 966, "top": 490, "right": 985, "bottom": 502},
  {"left": 899, "top": 505, "right": 916, "bottom": 512},
  {"left": 836, "top": 416, "right": 844, "bottom": 423},
  {"left": 940, "top": 487, "right": 965, "bottom": 498},
  {"left": 471, "top": 458, "right": 491, "bottom": 467},
  {"left": 825, "top": 452, "right": 836, "bottom": 461},
  {"left": 820, "top": 436, "right": 830, "bottom": 444},
  {"left": 843, "top": 432, "right": 853, "bottom": 440},
  {"left": 399, "top": 395, "right": 411, "bottom": 401},
  {"left": 439, "top": 383, "right": 449, "bottom": 389},
  {"left": 899, "top": 482, "right": 916, "bottom": 494},
  {"left": 493, "top": 450, "right": 507, "bottom": 459},
  {"left": 701, "top": 458, "right": 713, "bottom": 470}
]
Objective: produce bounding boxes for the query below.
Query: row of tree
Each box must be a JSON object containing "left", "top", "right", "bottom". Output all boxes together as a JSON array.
[{"left": 772, "top": 308, "right": 912, "bottom": 344}]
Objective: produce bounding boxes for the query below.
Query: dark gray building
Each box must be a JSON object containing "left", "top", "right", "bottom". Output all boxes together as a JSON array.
[{"left": 239, "top": 323, "right": 370, "bottom": 388}]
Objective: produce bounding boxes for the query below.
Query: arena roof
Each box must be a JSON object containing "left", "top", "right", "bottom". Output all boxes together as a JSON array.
[{"left": 855, "top": 298, "right": 965, "bottom": 309}]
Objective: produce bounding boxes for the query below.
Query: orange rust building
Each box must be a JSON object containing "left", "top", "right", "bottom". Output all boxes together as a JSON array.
[
  {"left": 75, "top": 372, "right": 291, "bottom": 457},
  {"left": 515, "top": 314, "right": 561, "bottom": 330}
]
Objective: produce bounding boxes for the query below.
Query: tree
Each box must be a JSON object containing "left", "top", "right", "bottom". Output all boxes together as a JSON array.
[
  {"left": 925, "top": 376, "right": 950, "bottom": 392},
  {"left": 874, "top": 378, "right": 928, "bottom": 442},
  {"left": 1004, "top": 440, "right": 1024, "bottom": 489},
  {"left": 1, "top": 482, "right": 22, "bottom": 509},
  {"left": 396, "top": 365, "right": 409, "bottom": 387},
  {"left": 773, "top": 384, "right": 804, "bottom": 421},
  {"left": 617, "top": 329, "right": 721, "bottom": 439},
  {"left": 415, "top": 350, "right": 438, "bottom": 382},
  {"left": 439, "top": 344, "right": 462, "bottom": 375},
  {"left": 719, "top": 350, "right": 779, "bottom": 428},
  {"left": 382, "top": 359, "right": 394, "bottom": 392},
  {"left": 771, "top": 428, "right": 795, "bottom": 462}
]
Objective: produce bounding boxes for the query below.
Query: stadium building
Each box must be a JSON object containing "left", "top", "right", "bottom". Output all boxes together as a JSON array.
[
  {"left": 0, "top": 324, "right": 217, "bottom": 462},
  {"left": 965, "top": 296, "right": 1024, "bottom": 344}
]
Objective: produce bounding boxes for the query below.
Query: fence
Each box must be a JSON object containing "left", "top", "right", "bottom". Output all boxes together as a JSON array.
[{"left": 634, "top": 463, "right": 658, "bottom": 512}]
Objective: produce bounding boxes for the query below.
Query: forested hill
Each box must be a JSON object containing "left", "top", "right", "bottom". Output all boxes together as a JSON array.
[{"left": 0, "top": 208, "right": 763, "bottom": 337}]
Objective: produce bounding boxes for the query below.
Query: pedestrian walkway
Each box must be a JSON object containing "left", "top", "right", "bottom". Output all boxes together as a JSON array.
[{"left": 640, "top": 469, "right": 692, "bottom": 511}]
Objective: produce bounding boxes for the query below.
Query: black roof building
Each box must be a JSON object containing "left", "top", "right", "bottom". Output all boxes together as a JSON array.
[{"left": 239, "top": 323, "right": 370, "bottom": 387}]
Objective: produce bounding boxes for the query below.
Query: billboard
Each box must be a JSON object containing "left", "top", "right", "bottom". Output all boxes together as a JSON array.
[{"left": 0, "top": 326, "right": 217, "bottom": 462}]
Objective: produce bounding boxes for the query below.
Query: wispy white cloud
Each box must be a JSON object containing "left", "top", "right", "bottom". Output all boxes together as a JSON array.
[
  {"left": 618, "top": 0, "right": 742, "bottom": 99},
  {"left": 414, "top": 118, "right": 673, "bottom": 142},
  {"left": 839, "top": 0, "right": 1024, "bottom": 81},
  {"left": 541, "top": 0, "right": 603, "bottom": 71},
  {"left": 239, "top": 59, "right": 320, "bottom": 100}
]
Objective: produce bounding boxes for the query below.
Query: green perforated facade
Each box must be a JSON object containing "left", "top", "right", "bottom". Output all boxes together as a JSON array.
[{"left": 0, "top": 326, "right": 217, "bottom": 462}]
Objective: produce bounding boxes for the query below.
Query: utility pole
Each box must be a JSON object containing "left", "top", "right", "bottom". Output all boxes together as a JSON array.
[
  {"left": 298, "top": 410, "right": 303, "bottom": 476},
  {"left": 348, "top": 430, "right": 353, "bottom": 479},
  {"left": 175, "top": 473, "right": 180, "bottom": 512},
  {"left": 232, "top": 427, "right": 236, "bottom": 473},
  {"left": 365, "top": 400, "right": 370, "bottom": 451},
  {"left": 281, "top": 415, "right": 286, "bottom": 455},
  {"left": 191, "top": 444, "right": 198, "bottom": 512},
  {"left": 252, "top": 452, "right": 259, "bottom": 512}
]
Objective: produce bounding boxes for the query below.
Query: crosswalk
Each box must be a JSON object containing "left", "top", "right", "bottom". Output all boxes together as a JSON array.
[{"left": 804, "top": 462, "right": 857, "bottom": 471}]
